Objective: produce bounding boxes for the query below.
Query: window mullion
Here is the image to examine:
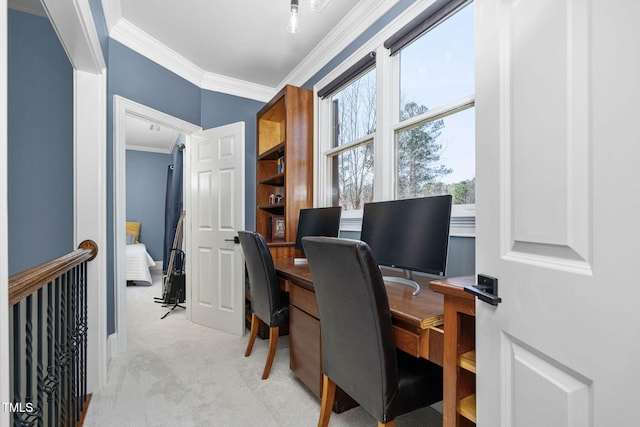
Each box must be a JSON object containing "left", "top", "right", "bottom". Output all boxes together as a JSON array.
[
  {"left": 393, "top": 95, "right": 475, "bottom": 133},
  {"left": 375, "top": 45, "right": 396, "bottom": 202}
]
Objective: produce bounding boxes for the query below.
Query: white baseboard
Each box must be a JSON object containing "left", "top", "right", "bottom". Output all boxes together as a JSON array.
[
  {"left": 150, "top": 261, "right": 163, "bottom": 274},
  {"left": 107, "top": 332, "right": 119, "bottom": 360}
]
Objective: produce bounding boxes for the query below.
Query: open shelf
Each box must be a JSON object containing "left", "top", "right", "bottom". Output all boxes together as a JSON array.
[
  {"left": 457, "top": 394, "right": 476, "bottom": 423},
  {"left": 257, "top": 203, "right": 285, "bottom": 213},
  {"left": 459, "top": 350, "right": 476, "bottom": 374},
  {"left": 255, "top": 85, "right": 312, "bottom": 251},
  {"left": 258, "top": 142, "right": 285, "bottom": 160},
  {"left": 259, "top": 173, "right": 285, "bottom": 186}
]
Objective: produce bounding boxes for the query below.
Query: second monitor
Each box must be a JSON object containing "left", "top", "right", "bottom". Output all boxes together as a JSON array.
[{"left": 294, "top": 207, "right": 342, "bottom": 263}]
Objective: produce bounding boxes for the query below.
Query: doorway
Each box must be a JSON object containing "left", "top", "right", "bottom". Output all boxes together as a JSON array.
[{"left": 113, "top": 96, "right": 201, "bottom": 353}]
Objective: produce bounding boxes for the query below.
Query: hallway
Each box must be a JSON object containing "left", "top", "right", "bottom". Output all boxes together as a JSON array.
[{"left": 84, "top": 274, "right": 442, "bottom": 426}]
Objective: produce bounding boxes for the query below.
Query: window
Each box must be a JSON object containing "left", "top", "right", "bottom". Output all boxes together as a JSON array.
[
  {"left": 395, "top": 1, "right": 475, "bottom": 205},
  {"left": 327, "top": 68, "right": 376, "bottom": 211},
  {"left": 316, "top": 0, "right": 475, "bottom": 234}
]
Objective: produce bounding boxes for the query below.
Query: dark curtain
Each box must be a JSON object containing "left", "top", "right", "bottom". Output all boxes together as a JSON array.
[{"left": 162, "top": 146, "right": 183, "bottom": 274}]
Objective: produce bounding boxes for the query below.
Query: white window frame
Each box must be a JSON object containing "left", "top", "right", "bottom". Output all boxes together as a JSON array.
[{"left": 314, "top": 0, "right": 475, "bottom": 237}]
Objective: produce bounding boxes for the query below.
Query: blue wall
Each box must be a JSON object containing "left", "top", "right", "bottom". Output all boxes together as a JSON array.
[
  {"left": 126, "top": 150, "right": 172, "bottom": 260},
  {"left": 103, "top": 41, "right": 265, "bottom": 333},
  {"left": 7, "top": 10, "right": 74, "bottom": 275}
]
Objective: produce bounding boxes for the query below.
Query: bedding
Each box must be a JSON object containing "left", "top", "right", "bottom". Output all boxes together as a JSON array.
[
  {"left": 126, "top": 243, "right": 156, "bottom": 284},
  {"left": 126, "top": 221, "right": 141, "bottom": 243}
]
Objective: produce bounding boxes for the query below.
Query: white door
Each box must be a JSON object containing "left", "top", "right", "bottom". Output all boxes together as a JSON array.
[
  {"left": 188, "top": 122, "right": 245, "bottom": 336},
  {"left": 475, "top": 1, "right": 640, "bottom": 426}
]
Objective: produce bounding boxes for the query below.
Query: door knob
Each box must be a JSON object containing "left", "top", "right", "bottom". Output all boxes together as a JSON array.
[
  {"left": 464, "top": 274, "right": 502, "bottom": 306},
  {"left": 224, "top": 236, "right": 240, "bottom": 244}
]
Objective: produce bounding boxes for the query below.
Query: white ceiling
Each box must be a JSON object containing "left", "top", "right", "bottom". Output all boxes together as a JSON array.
[
  {"left": 125, "top": 115, "right": 179, "bottom": 154},
  {"left": 7, "top": 0, "right": 390, "bottom": 151},
  {"left": 117, "top": 0, "right": 361, "bottom": 88}
]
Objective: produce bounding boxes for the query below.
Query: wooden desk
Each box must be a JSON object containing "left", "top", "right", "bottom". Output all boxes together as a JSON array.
[
  {"left": 430, "top": 276, "right": 477, "bottom": 427},
  {"left": 274, "top": 257, "right": 458, "bottom": 413}
]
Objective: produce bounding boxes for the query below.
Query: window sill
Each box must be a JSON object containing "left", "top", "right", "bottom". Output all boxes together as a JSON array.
[{"left": 339, "top": 205, "right": 476, "bottom": 238}]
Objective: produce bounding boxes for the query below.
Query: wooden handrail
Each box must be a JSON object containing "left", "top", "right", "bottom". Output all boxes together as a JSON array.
[{"left": 8, "top": 239, "right": 98, "bottom": 307}]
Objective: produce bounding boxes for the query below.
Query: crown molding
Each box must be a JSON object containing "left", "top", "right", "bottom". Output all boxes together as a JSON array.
[
  {"left": 282, "top": 0, "right": 400, "bottom": 88},
  {"left": 110, "top": 18, "right": 204, "bottom": 86},
  {"left": 109, "top": 18, "right": 275, "bottom": 102},
  {"left": 7, "top": 1, "right": 48, "bottom": 18},
  {"left": 125, "top": 144, "right": 173, "bottom": 155},
  {"left": 100, "top": 0, "right": 121, "bottom": 32},
  {"left": 200, "top": 73, "right": 275, "bottom": 103},
  {"left": 103, "top": 0, "right": 405, "bottom": 102}
]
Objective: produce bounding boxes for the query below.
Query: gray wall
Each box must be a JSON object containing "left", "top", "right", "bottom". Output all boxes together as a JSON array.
[
  {"left": 125, "top": 150, "right": 172, "bottom": 261},
  {"left": 7, "top": 10, "right": 74, "bottom": 275}
]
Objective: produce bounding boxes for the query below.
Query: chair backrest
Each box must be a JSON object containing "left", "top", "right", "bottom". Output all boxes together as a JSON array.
[
  {"left": 302, "top": 236, "right": 399, "bottom": 421},
  {"left": 237, "top": 231, "right": 285, "bottom": 326}
]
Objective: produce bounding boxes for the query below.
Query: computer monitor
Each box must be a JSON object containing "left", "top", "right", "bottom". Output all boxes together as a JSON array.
[
  {"left": 360, "top": 195, "right": 452, "bottom": 295},
  {"left": 294, "top": 207, "right": 342, "bottom": 256}
]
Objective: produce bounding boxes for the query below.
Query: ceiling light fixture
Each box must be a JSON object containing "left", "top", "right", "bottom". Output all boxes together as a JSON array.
[
  {"left": 304, "top": 0, "right": 330, "bottom": 12},
  {"left": 287, "top": 0, "right": 300, "bottom": 34}
]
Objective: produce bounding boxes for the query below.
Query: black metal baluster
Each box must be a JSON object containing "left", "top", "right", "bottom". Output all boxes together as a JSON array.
[
  {"left": 24, "top": 295, "right": 33, "bottom": 426},
  {"left": 70, "top": 266, "right": 78, "bottom": 425},
  {"left": 13, "top": 303, "right": 21, "bottom": 427},
  {"left": 61, "top": 271, "right": 69, "bottom": 426},
  {"left": 36, "top": 287, "right": 44, "bottom": 426},
  {"left": 34, "top": 285, "right": 43, "bottom": 424},
  {"left": 54, "top": 275, "right": 62, "bottom": 426},
  {"left": 44, "top": 279, "right": 56, "bottom": 427},
  {"left": 80, "top": 262, "right": 88, "bottom": 412},
  {"left": 8, "top": 244, "right": 96, "bottom": 426},
  {"left": 76, "top": 262, "right": 87, "bottom": 416}
]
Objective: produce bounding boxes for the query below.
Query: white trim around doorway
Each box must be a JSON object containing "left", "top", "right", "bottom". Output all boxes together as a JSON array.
[{"left": 112, "top": 96, "right": 200, "bottom": 354}]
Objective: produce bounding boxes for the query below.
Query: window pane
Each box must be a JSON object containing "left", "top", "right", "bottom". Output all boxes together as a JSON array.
[
  {"left": 331, "top": 142, "right": 374, "bottom": 210},
  {"left": 399, "top": 2, "right": 474, "bottom": 120},
  {"left": 396, "top": 107, "right": 475, "bottom": 204},
  {"left": 330, "top": 68, "right": 376, "bottom": 147}
]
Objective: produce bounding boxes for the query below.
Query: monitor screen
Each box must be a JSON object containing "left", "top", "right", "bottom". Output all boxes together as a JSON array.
[
  {"left": 294, "top": 207, "right": 342, "bottom": 250},
  {"left": 360, "top": 195, "right": 452, "bottom": 276}
]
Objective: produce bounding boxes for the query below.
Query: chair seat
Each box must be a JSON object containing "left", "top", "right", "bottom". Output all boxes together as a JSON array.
[{"left": 392, "top": 350, "right": 443, "bottom": 419}]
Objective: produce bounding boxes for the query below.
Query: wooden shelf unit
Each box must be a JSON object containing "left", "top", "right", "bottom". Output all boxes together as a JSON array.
[
  {"left": 255, "top": 84, "right": 313, "bottom": 258},
  {"left": 430, "top": 276, "right": 477, "bottom": 427}
]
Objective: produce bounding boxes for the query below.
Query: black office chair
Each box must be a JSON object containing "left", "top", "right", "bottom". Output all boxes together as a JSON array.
[
  {"left": 238, "top": 231, "right": 289, "bottom": 380},
  {"left": 302, "top": 236, "right": 443, "bottom": 427}
]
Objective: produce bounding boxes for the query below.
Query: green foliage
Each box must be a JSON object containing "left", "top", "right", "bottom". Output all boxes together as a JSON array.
[{"left": 397, "top": 102, "right": 452, "bottom": 199}]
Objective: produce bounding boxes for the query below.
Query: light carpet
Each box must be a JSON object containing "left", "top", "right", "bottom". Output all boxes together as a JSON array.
[{"left": 84, "top": 273, "right": 443, "bottom": 426}]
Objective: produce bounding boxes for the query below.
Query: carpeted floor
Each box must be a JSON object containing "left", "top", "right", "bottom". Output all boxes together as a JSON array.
[{"left": 84, "top": 273, "right": 443, "bottom": 426}]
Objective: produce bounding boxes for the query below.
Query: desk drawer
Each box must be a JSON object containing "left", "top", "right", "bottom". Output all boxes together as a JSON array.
[
  {"left": 393, "top": 325, "right": 420, "bottom": 358},
  {"left": 289, "top": 283, "right": 319, "bottom": 318},
  {"left": 393, "top": 324, "right": 444, "bottom": 367},
  {"left": 425, "top": 326, "right": 444, "bottom": 367}
]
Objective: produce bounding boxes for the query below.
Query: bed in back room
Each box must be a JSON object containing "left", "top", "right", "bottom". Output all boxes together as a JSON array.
[{"left": 126, "top": 221, "right": 156, "bottom": 285}]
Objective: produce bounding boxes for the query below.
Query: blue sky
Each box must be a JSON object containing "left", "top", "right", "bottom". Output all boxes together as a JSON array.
[{"left": 399, "top": 2, "right": 475, "bottom": 184}]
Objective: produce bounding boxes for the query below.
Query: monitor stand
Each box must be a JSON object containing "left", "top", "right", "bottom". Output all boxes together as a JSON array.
[
  {"left": 294, "top": 258, "right": 308, "bottom": 265},
  {"left": 383, "top": 269, "right": 421, "bottom": 296}
]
